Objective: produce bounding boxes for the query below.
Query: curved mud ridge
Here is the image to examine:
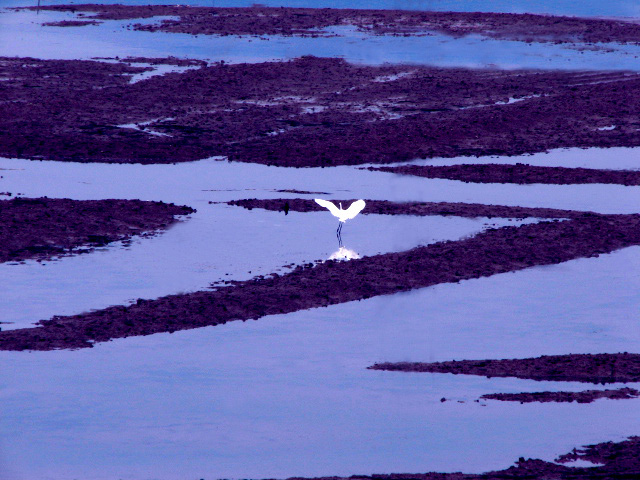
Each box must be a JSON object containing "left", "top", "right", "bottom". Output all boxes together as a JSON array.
[
  {"left": 0, "top": 197, "right": 195, "bottom": 264},
  {"left": 225, "top": 198, "right": 591, "bottom": 219},
  {"left": 481, "top": 387, "right": 640, "bottom": 404},
  {"left": 369, "top": 353, "right": 640, "bottom": 384},
  {"left": 2, "top": 210, "right": 640, "bottom": 350},
  {"left": 42, "top": 19, "right": 101, "bottom": 27},
  {"left": 29, "top": 5, "right": 640, "bottom": 45},
  {"left": 3, "top": 56, "right": 640, "bottom": 165},
  {"left": 270, "top": 437, "right": 640, "bottom": 479},
  {"left": 368, "top": 163, "right": 640, "bottom": 186}
]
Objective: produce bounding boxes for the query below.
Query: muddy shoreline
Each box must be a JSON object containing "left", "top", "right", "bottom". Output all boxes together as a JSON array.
[
  {"left": 2, "top": 208, "right": 640, "bottom": 351},
  {"left": 369, "top": 353, "right": 640, "bottom": 383},
  {"left": 42, "top": 19, "right": 101, "bottom": 27},
  {"left": 29, "top": 5, "right": 640, "bottom": 45},
  {"left": 272, "top": 437, "right": 640, "bottom": 480},
  {"left": 3, "top": 56, "right": 640, "bottom": 166},
  {"left": 225, "top": 198, "right": 592, "bottom": 219},
  {"left": 481, "top": 387, "right": 640, "bottom": 404},
  {"left": 368, "top": 164, "right": 640, "bottom": 185},
  {"left": 0, "top": 197, "right": 194, "bottom": 264}
]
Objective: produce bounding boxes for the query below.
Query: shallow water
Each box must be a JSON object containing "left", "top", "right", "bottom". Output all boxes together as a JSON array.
[
  {"left": 3, "top": 6, "right": 640, "bottom": 70},
  {"left": 3, "top": 0, "right": 640, "bottom": 17},
  {"left": 0, "top": 156, "right": 536, "bottom": 330},
  {"left": 402, "top": 146, "right": 640, "bottom": 170},
  {"left": 1, "top": 207, "right": 523, "bottom": 330},
  {"left": 1, "top": 152, "right": 640, "bottom": 479},
  {"left": 2, "top": 1, "right": 640, "bottom": 478},
  {"left": 1, "top": 153, "right": 640, "bottom": 333},
  {"left": 2, "top": 243, "right": 640, "bottom": 480}
]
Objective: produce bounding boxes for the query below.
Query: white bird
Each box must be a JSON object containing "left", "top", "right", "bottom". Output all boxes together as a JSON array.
[{"left": 314, "top": 198, "right": 366, "bottom": 240}]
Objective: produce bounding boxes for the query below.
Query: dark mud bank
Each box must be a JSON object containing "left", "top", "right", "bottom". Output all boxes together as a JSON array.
[
  {"left": 226, "top": 198, "right": 591, "bottom": 219},
  {"left": 271, "top": 437, "right": 640, "bottom": 480},
  {"left": 30, "top": 5, "right": 640, "bottom": 45},
  {"left": 369, "top": 163, "right": 640, "bottom": 186},
  {"left": 369, "top": 353, "right": 640, "bottom": 384},
  {"left": 3, "top": 56, "right": 640, "bottom": 165},
  {"left": 2, "top": 210, "right": 640, "bottom": 350},
  {"left": 0, "top": 197, "right": 194, "bottom": 263},
  {"left": 481, "top": 387, "right": 640, "bottom": 404}
]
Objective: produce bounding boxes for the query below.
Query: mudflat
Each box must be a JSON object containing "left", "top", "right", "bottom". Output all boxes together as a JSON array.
[
  {"left": 368, "top": 164, "right": 640, "bottom": 185},
  {"left": 3, "top": 56, "right": 640, "bottom": 165},
  {"left": 29, "top": 5, "right": 640, "bottom": 44},
  {"left": 268, "top": 437, "right": 640, "bottom": 479},
  {"left": 2, "top": 202, "right": 639, "bottom": 351},
  {"left": 369, "top": 353, "right": 640, "bottom": 384},
  {"left": 480, "top": 387, "right": 640, "bottom": 404},
  {"left": 0, "top": 197, "right": 194, "bottom": 264}
]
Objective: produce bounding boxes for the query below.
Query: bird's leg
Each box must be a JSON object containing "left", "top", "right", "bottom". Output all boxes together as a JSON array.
[{"left": 337, "top": 222, "right": 343, "bottom": 246}]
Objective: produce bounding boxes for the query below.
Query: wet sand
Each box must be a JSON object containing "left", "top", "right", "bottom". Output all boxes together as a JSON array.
[
  {"left": 273, "top": 437, "right": 640, "bottom": 479},
  {"left": 368, "top": 164, "right": 640, "bottom": 185},
  {"left": 2, "top": 208, "right": 640, "bottom": 350},
  {"left": 481, "top": 387, "right": 640, "bottom": 404},
  {"left": 369, "top": 353, "right": 640, "bottom": 383},
  {"left": 29, "top": 5, "right": 640, "bottom": 45},
  {"left": 0, "top": 197, "right": 194, "bottom": 264},
  {"left": 3, "top": 56, "right": 640, "bottom": 165}
]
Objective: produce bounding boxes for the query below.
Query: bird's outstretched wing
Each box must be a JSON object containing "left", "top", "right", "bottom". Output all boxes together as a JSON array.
[
  {"left": 315, "top": 198, "right": 341, "bottom": 218},
  {"left": 342, "top": 199, "right": 366, "bottom": 220}
]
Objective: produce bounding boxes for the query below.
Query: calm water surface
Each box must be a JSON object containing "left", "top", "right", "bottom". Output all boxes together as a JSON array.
[{"left": 1, "top": 1, "right": 640, "bottom": 478}]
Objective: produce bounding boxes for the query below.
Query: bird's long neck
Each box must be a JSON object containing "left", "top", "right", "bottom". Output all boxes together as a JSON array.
[{"left": 339, "top": 202, "right": 342, "bottom": 210}]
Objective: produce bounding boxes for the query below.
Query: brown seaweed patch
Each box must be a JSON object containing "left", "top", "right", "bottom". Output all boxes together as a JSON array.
[
  {"left": 369, "top": 353, "right": 640, "bottom": 384},
  {"left": 368, "top": 163, "right": 640, "bottom": 186}
]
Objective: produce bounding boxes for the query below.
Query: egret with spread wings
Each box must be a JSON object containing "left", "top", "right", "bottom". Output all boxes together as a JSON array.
[{"left": 314, "top": 198, "right": 366, "bottom": 243}]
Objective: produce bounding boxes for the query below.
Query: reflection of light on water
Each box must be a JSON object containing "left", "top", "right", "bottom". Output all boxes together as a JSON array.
[{"left": 328, "top": 246, "right": 360, "bottom": 261}]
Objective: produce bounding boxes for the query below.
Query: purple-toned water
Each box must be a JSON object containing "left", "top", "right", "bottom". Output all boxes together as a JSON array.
[{"left": 1, "top": 1, "right": 640, "bottom": 479}]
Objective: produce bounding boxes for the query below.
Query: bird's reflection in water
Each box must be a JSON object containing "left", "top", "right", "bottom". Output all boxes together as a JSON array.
[{"left": 328, "top": 246, "right": 360, "bottom": 261}]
